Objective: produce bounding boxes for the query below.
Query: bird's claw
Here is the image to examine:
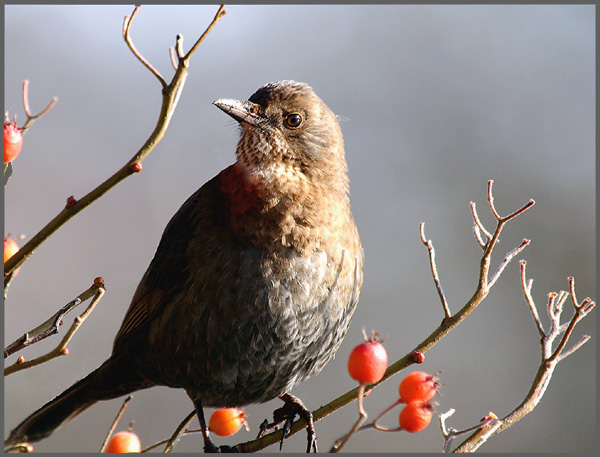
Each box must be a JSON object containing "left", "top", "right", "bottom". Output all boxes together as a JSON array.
[
  {"left": 203, "top": 442, "right": 238, "bottom": 453},
  {"left": 257, "top": 394, "right": 317, "bottom": 453}
]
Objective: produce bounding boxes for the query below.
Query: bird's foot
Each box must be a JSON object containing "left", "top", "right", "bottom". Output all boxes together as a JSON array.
[
  {"left": 257, "top": 392, "right": 317, "bottom": 453},
  {"left": 204, "top": 442, "right": 238, "bottom": 453}
]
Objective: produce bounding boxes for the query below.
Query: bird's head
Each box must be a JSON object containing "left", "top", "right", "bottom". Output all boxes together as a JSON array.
[{"left": 213, "top": 80, "right": 348, "bottom": 194}]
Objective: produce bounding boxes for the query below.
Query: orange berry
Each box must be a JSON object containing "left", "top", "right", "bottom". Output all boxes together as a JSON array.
[
  {"left": 347, "top": 335, "right": 388, "bottom": 385},
  {"left": 208, "top": 408, "right": 246, "bottom": 437},
  {"left": 4, "top": 237, "right": 21, "bottom": 277},
  {"left": 399, "top": 371, "right": 438, "bottom": 403},
  {"left": 105, "top": 431, "right": 141, "bottom": 453},
  {"left": 399, "top": 401, "right": 433, "bottom": 433},
  {"left": 4, "top": 237, "right": 19, "bottom": 263}
]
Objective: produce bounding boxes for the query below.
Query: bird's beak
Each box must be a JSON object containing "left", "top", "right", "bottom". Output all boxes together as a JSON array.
[{"left": 213, "top": 99, "right": 263, "bottom": 127}]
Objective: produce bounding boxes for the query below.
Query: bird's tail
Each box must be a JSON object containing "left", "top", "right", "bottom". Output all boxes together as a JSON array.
[{"left": 5, "top": 356, "right": 149, "bottom": 448}]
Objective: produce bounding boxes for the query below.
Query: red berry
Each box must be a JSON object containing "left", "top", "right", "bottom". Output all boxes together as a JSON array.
[
  {"left": 208, "top": 408, "right": 246, "bottom": 437},
  {"left": 347, "top": 334, "right": 388, "bottom": 385},
  {"left": 4, "top": 119, "right": 23, "bottom": 163},
  {"left": 399, "top": 401, "right": 433, "bottom": 433},
  {"left": 399, "top": 371, "right": 438, "bottom": 403},
  {"left": 105, "top": 431, "right": 141, "bottom": 453}
]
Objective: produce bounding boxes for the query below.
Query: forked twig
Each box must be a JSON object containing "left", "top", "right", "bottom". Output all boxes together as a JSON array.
[
  {"left": 123, "top": 6, "right": 166, "bottom": 87},
  {"left": 4, "top": 278, "right": 105, "bottom": 359},
  {"left": 20, "top": 80, "right": 58, "bottom": 135},
  {"left": 4, "top": 278, "right": 106, "bottom": 376}
]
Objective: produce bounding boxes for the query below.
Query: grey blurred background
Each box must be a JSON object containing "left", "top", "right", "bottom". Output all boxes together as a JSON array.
[{"left": 4, "top": 5, "right": 595, "bottom": 453}]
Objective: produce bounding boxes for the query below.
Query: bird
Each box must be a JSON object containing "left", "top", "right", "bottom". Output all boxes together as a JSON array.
[{"left": 5, "top": 80, "right": 363, "bottom": 453}]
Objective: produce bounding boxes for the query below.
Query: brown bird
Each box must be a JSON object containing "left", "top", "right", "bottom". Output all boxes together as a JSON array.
[{"left": 5, "top": 80, "right": 363, "bottom": 453}]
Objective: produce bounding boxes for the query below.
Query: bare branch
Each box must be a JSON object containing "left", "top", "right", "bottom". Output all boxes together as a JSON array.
[
  {"left": 454, "top": 273, "right": 594, "bottom": 452},
  {"left": 4, "top": 278, "right": 104, "bottom": 358},
  {"left": 557, "top": 335, "right": 591, "bottom": 362},
  {"left": 162, "top": 410, "right": 197, "bottom": 453},
  {"left": 487, "top": 239, "right": 530, "bottom": 289},
  {"left": 470, "top": 201, "right": 491, "bottom": 247},
  {"left": 487, "top": 180, "right": 502, "bottom": 220},
  {"left": 183, "top": 5, "right": 227, "bottom": 63},
  {"left": 20, "top": 80, "right": 58, "bottom": 135},
  {"left": 502, "top": 199, "right": 536, "bottom": 223},
  {"left": 487, "top": 179, "right": 535, "bottom": 223},
  {"left": 4, "top": 5, "right": 226, "bottom": 280},
  {"left": 123, "top": 6, "right": 166, "bottom": 88},
  {"left": 440, "top": 410, "right": 498, "bottom": 453},
  {"left": 4, "top": 278, "right": 105, "bottom": 376},
  {"left": 520, "top": 261, "right": 544, "bottom": 337},
  {"left": 568, "top": 276, "right": 578, "bottom": 307}
]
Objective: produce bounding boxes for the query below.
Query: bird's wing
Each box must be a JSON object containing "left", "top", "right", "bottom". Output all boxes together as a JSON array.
[{"left": 112, "top": 173, "right": 224, "bottom": 350}]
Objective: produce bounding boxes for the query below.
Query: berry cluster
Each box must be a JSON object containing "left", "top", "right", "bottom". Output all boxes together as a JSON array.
[{"left": 346, "top": 333, "right": 440, "bottom": 434}]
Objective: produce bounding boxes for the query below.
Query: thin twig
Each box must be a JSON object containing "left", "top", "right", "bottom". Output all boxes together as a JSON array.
[
  {"left": 557, "top": 335, "right": 591, "bottom": 362},
  {"left": 440, "top": 409, "right": 497, "bottom": 453},
  {"left": 330, "top": 384, "right": 367, "bottom": 452},
  {"left": 4, "top": 278, "right": 105, "bottom": 376},
  {"left": 420, "top": 223, "right": 451, "bottom": 318},
  {"left": 99, "top": 396, "right": 133, "bottom": 452},
  {"left": 487, "top": 180, "right": 501, "bottom": 220},
  {"left": 4, "top": 278, "right": 104, "bottom": 358},
  {"left": 470, "top": 202, "right": 491, "bottom": 246},
  {"left": 139, "top": 410, "right": 198, "bottom": 452},
  {"left": 169, "top": 45, "right": 178, "bottom": 71},
  {"left": 520, "top": 261, "right": 544, "bottom": 337},
  {"left": 183, "top": 5, "right": 227, "bottom": 62},
  {"left": 122, "top": 6, "right": 166, "bottom": 88},
  {"left": 163, "top": 410, "right": 197, "bottom": 453},
  {"left": 487, "top": 239, "right": 530, "bottom": 289}
]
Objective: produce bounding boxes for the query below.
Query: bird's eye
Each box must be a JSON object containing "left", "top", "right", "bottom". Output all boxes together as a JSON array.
[{"left": 284, "top": 113, "right": 303, "bottom": 128}]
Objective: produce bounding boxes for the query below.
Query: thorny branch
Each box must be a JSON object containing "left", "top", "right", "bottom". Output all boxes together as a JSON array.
[
  {"left": 4, "top": 5, "right": 227, "bottom": 291},
  {"left": 4, "top": 278, "right": 106, "bottom": 376}
]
